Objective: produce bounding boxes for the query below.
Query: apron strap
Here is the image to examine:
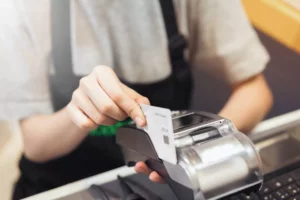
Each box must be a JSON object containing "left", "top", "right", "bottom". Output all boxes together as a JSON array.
[
  {"left": 51, "top": 0, "right": 72, "bottom": 76},
  {"left": 50, "top": 0, "right": 80, "bottom": 111},
  {"left": 159, "top": 0, "right": 187, "bottom": 62}
]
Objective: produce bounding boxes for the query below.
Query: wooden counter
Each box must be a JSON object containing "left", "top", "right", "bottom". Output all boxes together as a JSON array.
[{"left": 242, "top": 0, "right": 300, "bottom": 54}]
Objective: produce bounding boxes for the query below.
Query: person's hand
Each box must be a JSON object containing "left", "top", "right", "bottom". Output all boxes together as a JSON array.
[
  {"left": 67, "top": 65, "right": 164, "bottom": 183},
  {"left": 134, "top": 162, "right": 165, "bottom": 183},
  {"left": 67, "top": 65, "right": 150, "bottom": 131}
]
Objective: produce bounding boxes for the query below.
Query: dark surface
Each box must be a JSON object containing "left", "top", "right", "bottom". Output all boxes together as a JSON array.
[
  {"left": 101, "top": 174, "right": 176, "bottom": 200},
  {"left": 191, "top": 29, "right": 300, "bottom": 119},
  {"left": 116, "top": 126, "right": 194, "bottom": 200},
  {"left": 58, "top": 162, "right": 300, "bottom": 200},
  {"left": 56, "top": 173, "right": 175, "bottom": 200},
  {"left": 116, "top": 126, "right": 159, "bottom": 162}
]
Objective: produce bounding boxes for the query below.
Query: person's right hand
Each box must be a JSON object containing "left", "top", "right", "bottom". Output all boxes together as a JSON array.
[
  {"left": 67, "top": 65, "right": 150, "bottom": 131},
  {"left": 67, "top": 66, "right": 164, "bottom": 183}
]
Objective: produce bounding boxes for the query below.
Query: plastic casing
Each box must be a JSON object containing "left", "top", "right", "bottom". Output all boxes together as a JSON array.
[{"left": 170, "top": 112, "right": 263, "bottom": 200}]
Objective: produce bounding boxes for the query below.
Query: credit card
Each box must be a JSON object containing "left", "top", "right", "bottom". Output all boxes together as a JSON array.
[{"left": 140, "top": 104, "right": 177, "bottom": 164}]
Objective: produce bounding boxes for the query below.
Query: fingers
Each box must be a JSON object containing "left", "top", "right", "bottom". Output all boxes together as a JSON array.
[
  {"left": 94, "top": 66, "right": 147, "bottom": 126},
  {"left": 79, "top": 76, "right": 127, "bottom": 121},
  {"left": 134, "top": 162, "right": 165, "bottom": 184},
  {"left": 72, "top": 89, "right": 117, "bottom": 126},
  {"left": 149, "top": 171, "right": 165, "bottom": 183},
  {"left": 66, "top": 103, "right": 98, "bottom": 131},
  {"left": 69, "top": 65, "right": 150, "bottom": 129},
  {"left": 134, "top": 161, "right": 152, "bottom": 175}
]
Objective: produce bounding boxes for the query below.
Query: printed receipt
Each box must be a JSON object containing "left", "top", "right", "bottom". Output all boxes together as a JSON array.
[{"left": 140, "top": 104, "right": 177, "bottom": 164}]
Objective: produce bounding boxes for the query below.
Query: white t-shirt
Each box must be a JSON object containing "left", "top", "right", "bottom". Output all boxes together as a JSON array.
[{"left": 0, "top": 0, "right": 269, "bottom": 120}]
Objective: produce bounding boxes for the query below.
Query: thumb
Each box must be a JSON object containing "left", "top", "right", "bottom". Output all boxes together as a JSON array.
[
  {"left": 113, "top": 91, "right": 146, "bottom": 127},
  {"left": 128, "top": 100, "right": 146, "bottom": 127}
]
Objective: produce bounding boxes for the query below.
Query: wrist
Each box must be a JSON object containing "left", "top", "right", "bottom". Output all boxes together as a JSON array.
[{"left": 61, "top": 106, "right": 90, "bottom": 135}]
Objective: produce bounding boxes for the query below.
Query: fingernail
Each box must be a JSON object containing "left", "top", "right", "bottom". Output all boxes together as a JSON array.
[{"left": 135, "top": 117, "right": 145, "bottom": 127}]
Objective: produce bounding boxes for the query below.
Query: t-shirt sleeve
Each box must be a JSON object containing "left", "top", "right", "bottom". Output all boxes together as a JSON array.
[
  {"left": 0, "top": 62, "right": 53, "bottom": 120},
  {"left": 190, "top": 0, "right": 270, "bottom": 85},
  {"left": 0, "top": 1, "right": 53, "bottom": 120}
]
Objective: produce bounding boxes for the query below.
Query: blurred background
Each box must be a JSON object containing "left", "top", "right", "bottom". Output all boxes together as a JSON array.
[{"left": 1, "top": 0, "right": 300, "bottom": 200}]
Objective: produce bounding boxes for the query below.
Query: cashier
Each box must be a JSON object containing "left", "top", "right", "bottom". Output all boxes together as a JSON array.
[{"left": 0, "top": 0, "right": 273, "bottom": 199}]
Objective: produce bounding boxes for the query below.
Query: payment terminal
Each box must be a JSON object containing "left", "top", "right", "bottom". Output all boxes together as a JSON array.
[{"left": 116, "top": 108, "right": 263, "bottom": 200}]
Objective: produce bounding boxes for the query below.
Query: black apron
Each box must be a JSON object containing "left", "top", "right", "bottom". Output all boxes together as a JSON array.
[{"left": 12, "top": 0, "right": 193, "bottom": 199}]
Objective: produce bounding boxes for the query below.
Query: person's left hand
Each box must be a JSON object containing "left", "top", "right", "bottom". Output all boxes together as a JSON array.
[{"left": 134, "top": 161, "right": 165, "bottom": 183}]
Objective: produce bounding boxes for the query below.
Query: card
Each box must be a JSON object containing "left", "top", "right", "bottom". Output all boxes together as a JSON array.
[{"left": 140, "top": 104, "right": 177, "bottom": 164}]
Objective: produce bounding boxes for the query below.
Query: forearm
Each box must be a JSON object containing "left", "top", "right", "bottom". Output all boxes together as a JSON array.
[
  {"left": 219, "top": 75, "right": 273, "bottom": 133},
  {"left": 21, "top": 107, "right": 89, "bottom": 163}
]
